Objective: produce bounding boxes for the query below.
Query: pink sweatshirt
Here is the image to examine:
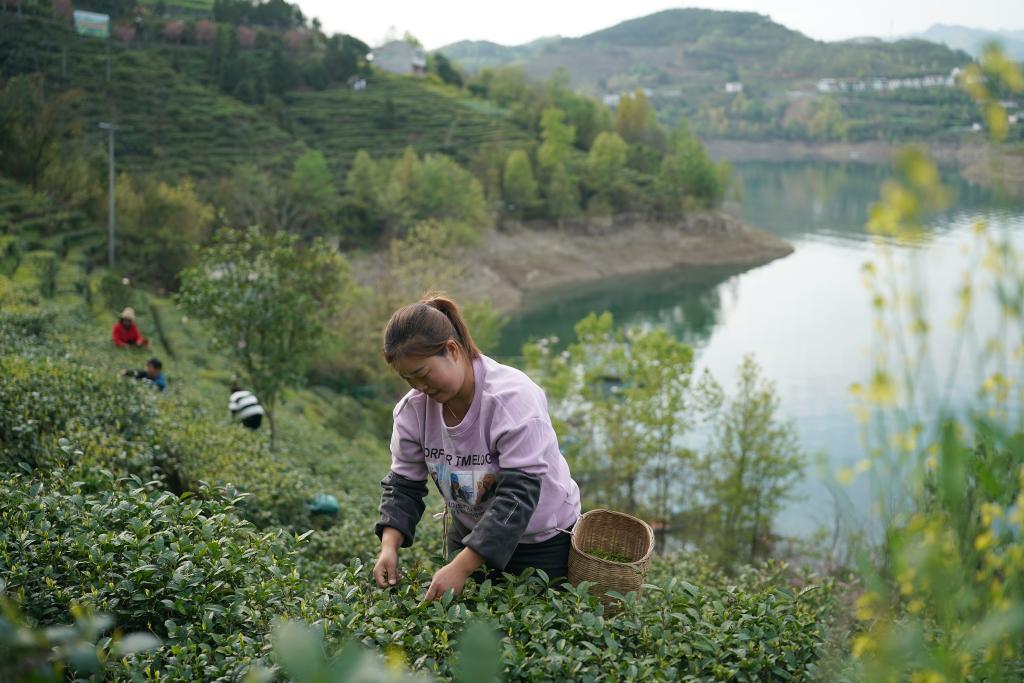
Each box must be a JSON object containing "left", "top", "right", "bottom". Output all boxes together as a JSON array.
[{"left": 389, "top": 354, "right": 581, "bottom": 543}]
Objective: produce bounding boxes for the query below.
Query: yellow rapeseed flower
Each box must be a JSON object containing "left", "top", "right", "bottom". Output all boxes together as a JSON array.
[
  {"left": 851, "top": 634, "right": 875, "bottom": 658},
  {"left": 837, "top": 467, "right": 855, "bottom": 486}
]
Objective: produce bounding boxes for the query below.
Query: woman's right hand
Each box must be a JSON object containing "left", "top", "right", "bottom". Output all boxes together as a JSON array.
[{"left": 373, "top": 527, "right": 404, "bottom": 588}]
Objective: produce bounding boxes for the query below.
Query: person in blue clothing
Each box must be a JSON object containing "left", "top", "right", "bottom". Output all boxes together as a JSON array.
[{"left": 121, "top": 357, "right": 167, "bottom": 391}]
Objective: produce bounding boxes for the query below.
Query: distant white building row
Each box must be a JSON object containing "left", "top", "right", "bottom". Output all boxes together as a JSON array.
[{"left": 816, "top": 68, "right": 962, "bottom": 94}]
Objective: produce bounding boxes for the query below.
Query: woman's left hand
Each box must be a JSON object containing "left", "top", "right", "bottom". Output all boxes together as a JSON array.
[{"left": 422, "top": 548, "right": 484, "bottom": 602}]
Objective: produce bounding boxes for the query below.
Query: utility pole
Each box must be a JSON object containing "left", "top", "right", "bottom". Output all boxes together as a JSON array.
[{"left": 98, "top": 122, "right": 118, "bottom": 268}]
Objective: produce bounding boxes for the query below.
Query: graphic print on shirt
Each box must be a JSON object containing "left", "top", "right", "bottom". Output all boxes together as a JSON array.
[{"left": 424, "top": 447, "right": 499, "bottom": 516}]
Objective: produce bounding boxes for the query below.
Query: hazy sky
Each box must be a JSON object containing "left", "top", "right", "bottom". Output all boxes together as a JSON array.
[{"left": 298, "top": 1, "right": 1023, "bottom": 50}]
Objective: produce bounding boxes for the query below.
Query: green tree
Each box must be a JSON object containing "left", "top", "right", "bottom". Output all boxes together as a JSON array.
[
  {"left": 656, "top": 119, "right": 725, "bottom": 211},
  {"left": 410, "top": 154, "right": 491, "bottom": 242},
  {"left": 525, "top": 312, "right": 715, "bottom": 520},
  {"left": 340, "top": 149, "right": 387, "bottom": 241},
  {"left": 501, "top": 150, "right": 539, "bottom": 218},
  {"left": 544, "top": 164, "right": 580, "bottom": 219},
  {"left": 288, "top": 150, "right": 336, "bottom": 236},
  {"left": 178, "top": 229, "right": 353, "bottom": 447},
  {"left": 215, "top": 164, "right": 305, "bottom": 234},
  {"left": 268, "top": 40, "right": 295, "bottom": 95},
  {"left": 808, "top": 96, "right": 849, "bottom": 141},
  {"left": 115, "top": 175, "right": 214, "bottom": 290},
  {"left": 429, "top": 52, "right": 463, "bottom": 88},
  {"left": 322, "top": 33, "right": 368, "bottom": 84},
  {"left": 0, "top": 75, "right": 80, "bottom": 189},
  {"left": 380, "top": 147, "right": 420, "bottom": 234},
  {"left": 327, "top": 219, "right": 504, "bottom": 390},
  {"left": 696, "top": 355, "right": 803, "bottom": 564},
  {"left": 537, "top": 107, "right": 575, "bottom": 170},
  {"left": 585, "top": 131, "right": 629, "bottom": 213},
  {"left": 538, "top": 108, "right": 580, "bottom": 218},
  {"left": 546, "top": 70, "right": 613, "bottom": 150},
  {"left": 377, "top": 148, "right": 491, "bottom": 242},
  {"left": 614, "top": 89, "right": 661, "bottom": 146}
]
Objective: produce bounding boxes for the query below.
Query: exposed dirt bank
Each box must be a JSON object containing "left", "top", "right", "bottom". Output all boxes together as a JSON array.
[{"left": 441, "top": 211, "right": 793, "bottom": 313}]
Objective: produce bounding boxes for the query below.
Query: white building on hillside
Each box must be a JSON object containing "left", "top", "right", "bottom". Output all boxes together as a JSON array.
[{"left": 368, "top": 41, "right": 426, "bottom": 76}]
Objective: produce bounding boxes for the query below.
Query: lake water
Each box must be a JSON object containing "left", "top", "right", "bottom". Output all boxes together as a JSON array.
[{"left": 495, "top": 160, "right": 1024, "bottom": 539}]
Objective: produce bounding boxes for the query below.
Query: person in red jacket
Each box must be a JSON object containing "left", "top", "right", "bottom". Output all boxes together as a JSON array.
[{"left": 111, "top": 307, "right": 149, "bottom": 349}]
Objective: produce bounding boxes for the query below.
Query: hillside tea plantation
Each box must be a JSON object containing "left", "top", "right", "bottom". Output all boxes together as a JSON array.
[{"left": 0, "top": 232, "right": 839, "bottom": 680}]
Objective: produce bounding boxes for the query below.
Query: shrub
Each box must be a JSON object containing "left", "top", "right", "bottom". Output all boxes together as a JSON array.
[{"left": 0, "top": 465, "right": 307, "bottom": 680}]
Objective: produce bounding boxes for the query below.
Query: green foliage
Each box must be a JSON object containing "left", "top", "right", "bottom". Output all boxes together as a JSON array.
[
  {"left": 585, "top": 131, "right": 631, "bottom": 214},
  {"left": 537, "top": 106, "right": 575, "bottom": 170},
  {"left": 695, "top": 355, "right": 804, "bottom": 564},
  {"left": 0, "top": 260, "right": 839, "bottom": 682},
  {"left": 1, "top": 16, "right": 304, "bottom": 179},
  {"left": 287, "top": 149, "right": 337, "bottom": 236},
  {"left": 525, "top": 312, "right": 716, "bottom": 519},
  {"left": 343, "top": 148, "right": 491, "bottom": 243},
  {"left": 428, "top": 52, "right": 463, "bottom": 88},
  {"left": 313, "top": 559, "right": 834, "bottom": 681},
  {"left": 0, "top": 599, "right": 160, "bottom": 682},
  {"left": 178, "top": 228, "right": 353, "bottom": 444},
  {"left": 213, "top": 0, "right": 305, "bottom": 28},
  {"left": 265, "top": 620, "right": 431, "bottom": 683},
  {"left": 215, "top": 163, "right": 309, "bottom": 234},
  {"left": 841, "top": 46, "right": 1024, "bottom": 681},
  {"left": 536, "top": 110, "right": 581, "bottom": 218},
  {"left": 807, "top": 97, "right": 850, "bottom": 142},
  {"left": 18, "top": 250, "right": 59, "bottom": 299},
  {"left": 114, "top": 174, "right": 214, "bottom": 290},
  {"left": 501, "top": 149, "right": 539, "bottom": 218},
  {"left": 0, "top": 74, "right": 80, "bottom": 189},
  {"left": 0, "top": 353, "right": 158, "bottom": 471},
  {"left": 0, "top": 465, "right": 307, "bottom": 680},
  {"left": 614, "top": 89, "right": 663, "bottom": 149},
  {"left": 656, "top": 120, "right": 726, "bottom": 211}
]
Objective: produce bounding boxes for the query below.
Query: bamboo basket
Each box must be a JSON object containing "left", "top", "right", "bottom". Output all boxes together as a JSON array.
[{"left": 567, "top": 509, "right": 655, "bottom": 605}]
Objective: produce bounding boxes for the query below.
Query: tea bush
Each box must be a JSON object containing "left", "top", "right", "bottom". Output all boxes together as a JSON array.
[
  {"left": 311, "top": 559, "right": 834, "bottom": 681},
  {"left": 0, "top": 354, "right": 158, "bottom": 471},
  {"left": 0, "top": 463, "right": 309, "bottom": 680}
]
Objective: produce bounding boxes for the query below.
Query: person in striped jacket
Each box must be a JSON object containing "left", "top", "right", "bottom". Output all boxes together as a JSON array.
[{"left": 228, "top": 382, "right": 265, "bottom": 430}]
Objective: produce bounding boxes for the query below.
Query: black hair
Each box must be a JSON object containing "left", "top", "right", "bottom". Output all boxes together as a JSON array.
[{"left": 147, "top": 357, "right": 162, "bottom": 370}]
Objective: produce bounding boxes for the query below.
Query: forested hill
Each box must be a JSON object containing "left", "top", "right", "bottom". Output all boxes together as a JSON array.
[
  {"left": 440, "top": 8, "right": 995, "bottom": 143},
  {"left": 442, "top": 9, "right": 970, "bottom": 86}
]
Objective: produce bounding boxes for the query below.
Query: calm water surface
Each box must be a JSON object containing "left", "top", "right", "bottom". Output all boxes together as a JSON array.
[{"left": 496, "top": 161, "right": 1024, "bottom": 538}]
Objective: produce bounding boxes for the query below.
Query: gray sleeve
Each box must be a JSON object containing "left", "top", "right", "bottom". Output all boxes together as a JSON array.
[
  {"left": 460, "top": 468, "right": 541, "bottom": 570},
  {"left": 374, "top": 471, "right": 428, "bottom": 548}
]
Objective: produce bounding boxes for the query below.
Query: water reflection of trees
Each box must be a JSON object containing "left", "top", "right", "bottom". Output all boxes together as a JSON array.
[
  {"left": 733, "top": 161, "right": 999, "bottom": 241},
  {"left": 497, "top": 264, "right": 743, "bottom": 358}
]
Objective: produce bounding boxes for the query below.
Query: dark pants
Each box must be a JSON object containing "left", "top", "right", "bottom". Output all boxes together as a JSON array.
[
  {"left": 241, "top": 414, "right": 262, "bottom": 430},
  {"left": 447, "top": 518, "right": 573, "bottom": 580}
]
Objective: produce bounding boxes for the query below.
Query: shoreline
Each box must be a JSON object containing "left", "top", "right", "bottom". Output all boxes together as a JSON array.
[
  {"left": 704, "top": 138, "right": 990, "bottom": 167},
  {"left": 462, "top": 211, "right": 794, "bottom": 313},
  {"left": 351, "top": 211, "right": 793, "bottom": 315}
]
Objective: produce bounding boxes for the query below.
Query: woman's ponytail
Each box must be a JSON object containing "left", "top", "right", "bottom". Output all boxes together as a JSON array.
[{"left": 382, "top": 293, "right": 481, "bottom": 363}]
